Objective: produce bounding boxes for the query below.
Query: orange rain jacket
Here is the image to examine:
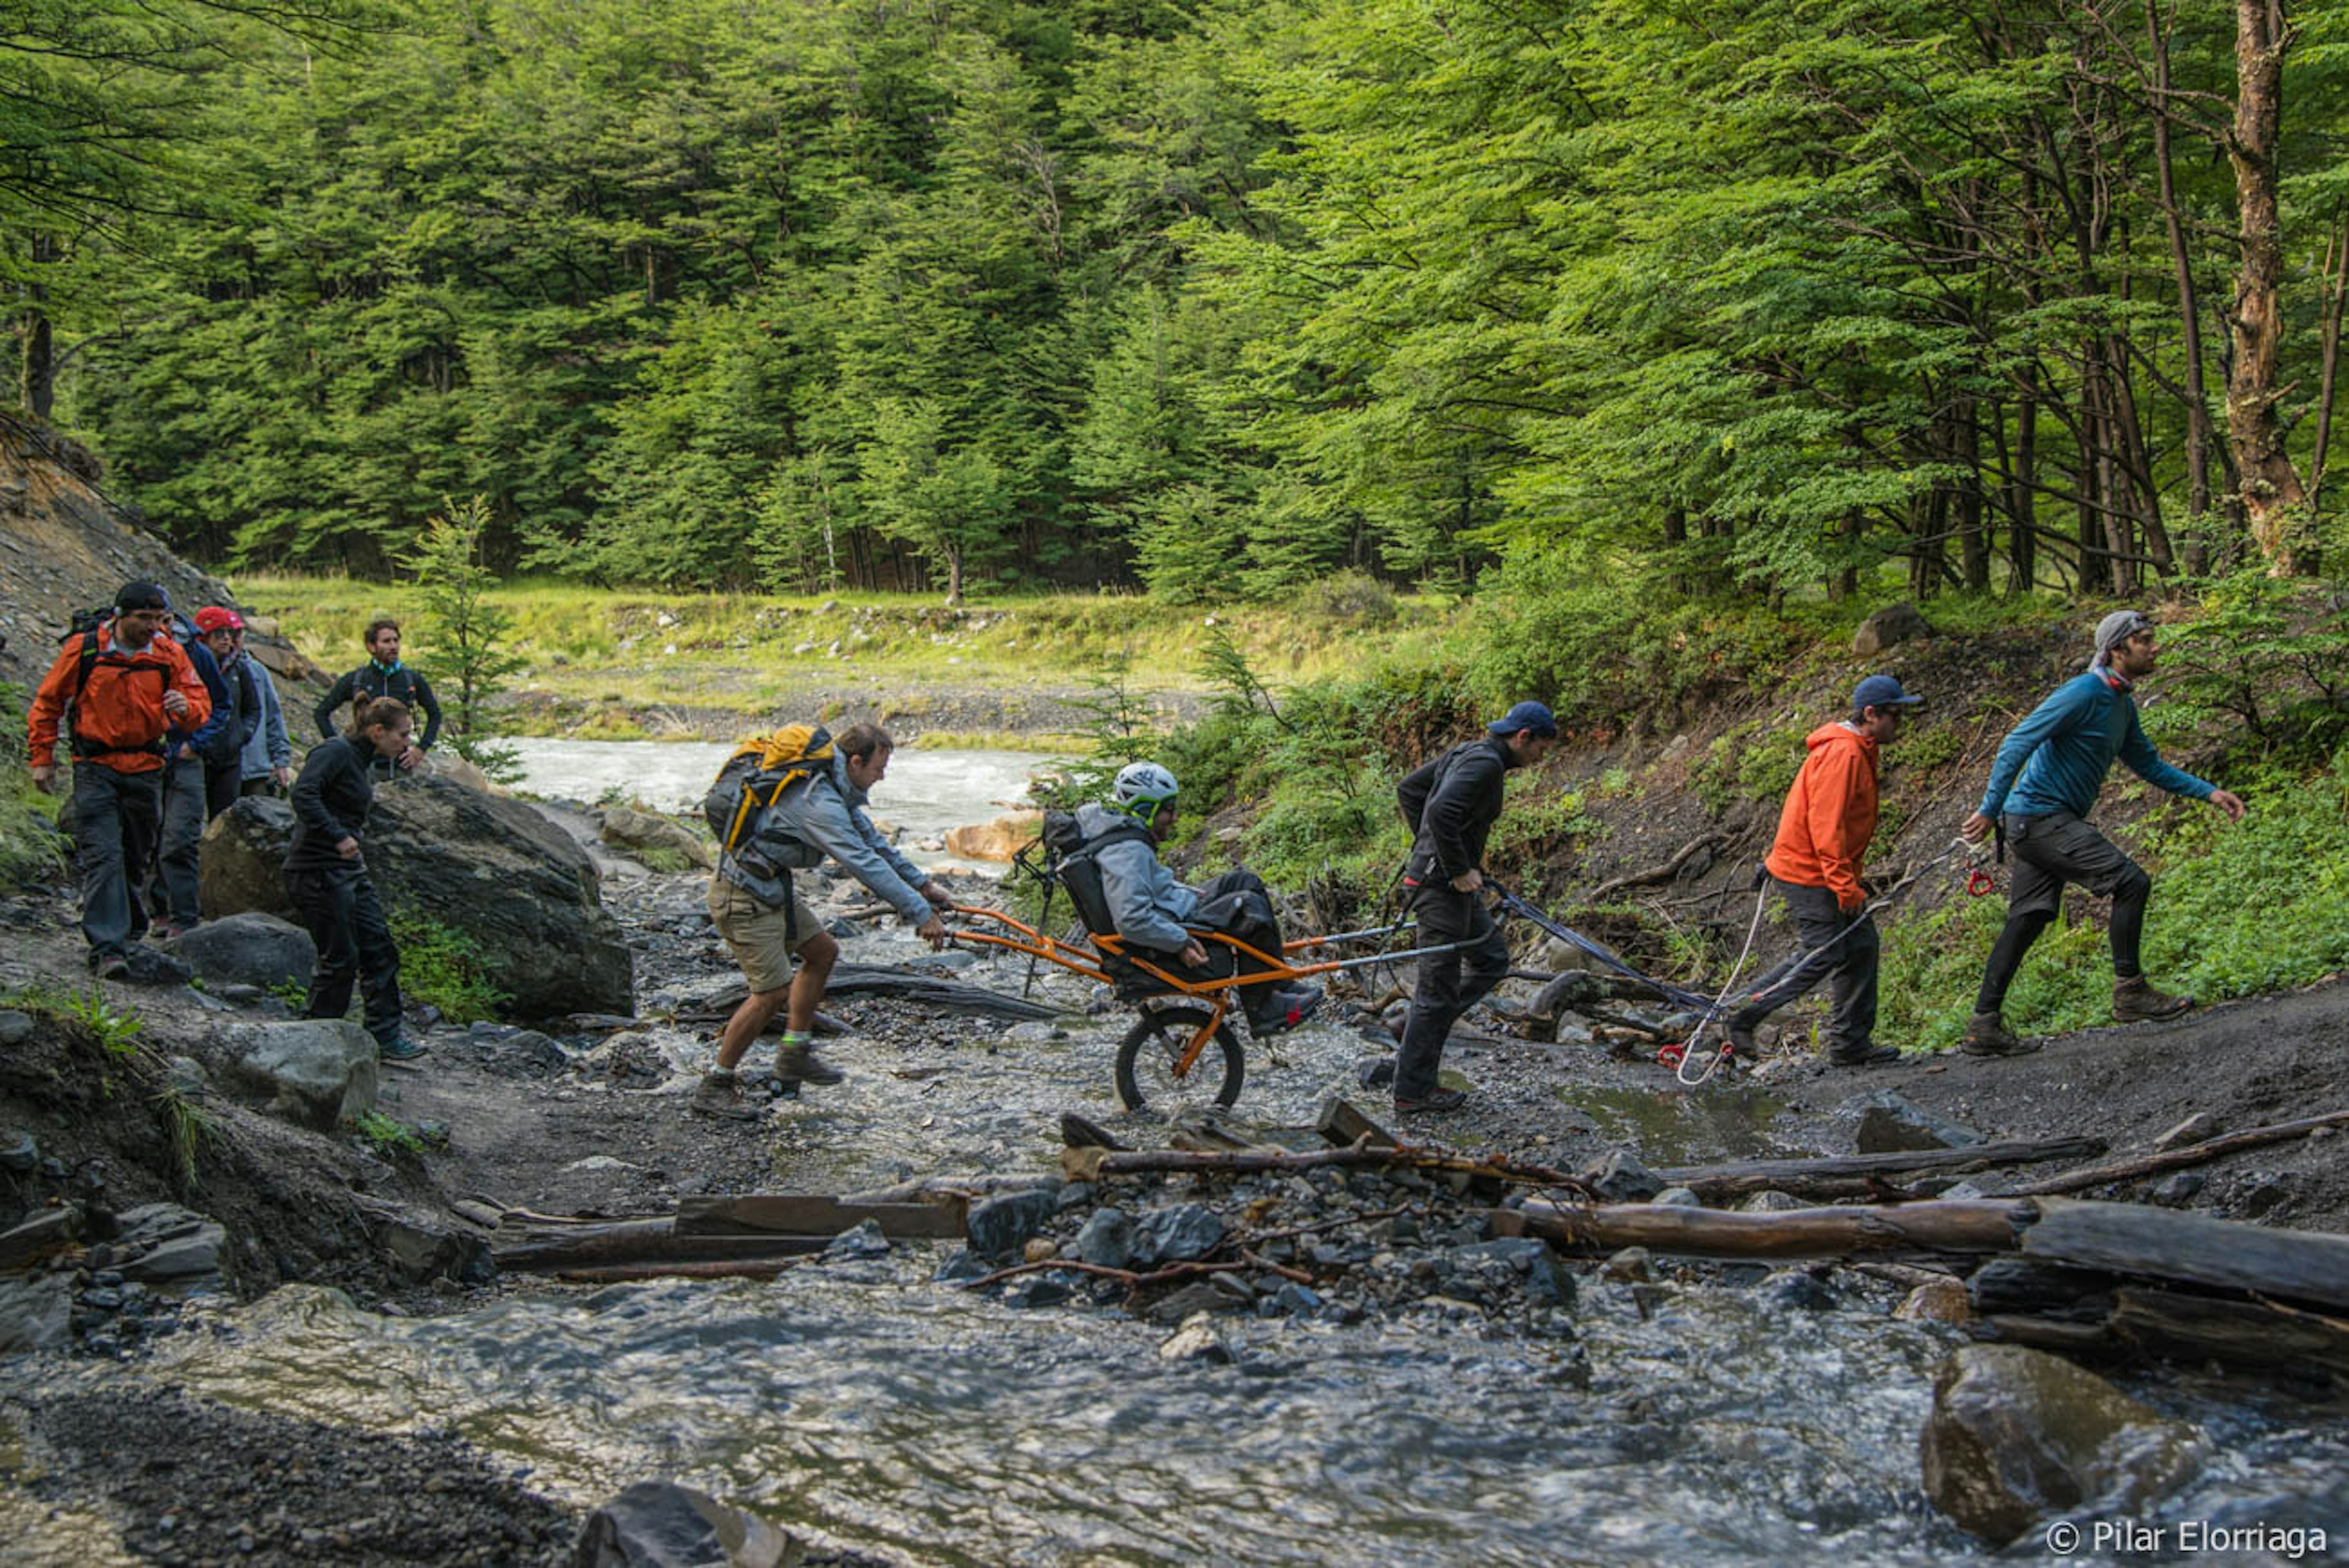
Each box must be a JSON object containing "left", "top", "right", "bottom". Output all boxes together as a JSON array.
[
  {"left": 1762, "top": 721, "right": 1880, "bottom": 912},
  {"left": 28, "top": 624, "right": 211, "bottom": 774}
]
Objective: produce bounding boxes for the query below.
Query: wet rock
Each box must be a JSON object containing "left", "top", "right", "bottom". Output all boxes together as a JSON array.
[
  {"left": 1143, "top": 1281, "right": 1236, "bottom": 1324},
  {"left": 826, "top": 1220, "right": 891, "bottom": 1261},
  {"left": 469, "top": 1025, "right": 570, "bottom": 1076},
  {"left": 1158, "top": 1312, "right": 1233, "bottom": 1364},
  {"left": 1850, "top": 1092, "right": 1984, "bottom": 1154},
  {"left": 1075, "top": 1208, "right": 1136, "bottom": 1270},
  {"left": 1599, "top": 1247, "right": 1652, "bottom": 1284},
  {"left": 2151, "top": 1170, "right": 2206, "bottom": 1206},
  {"left": 943, "top": 810, "right": 1042, "bottom": 863},
  {"left": 1055, "top": 1182, "right": 1093, "bottom": 1211},
  {"left": 0, "top": 1270, "right": 75, "bottom": 1352},
  {"left": 1356, "top": 1055, "right": 1397, "bottom": 1090},
  {"left": 1740, "top": 1190, "right": 1805, "bottom": 1213},
  {"left": 932, "top": 1249, "right": 985, "bottom": 1282},
  {"left": 1020, "top": 1237, "right": 1059, "bottom": 1264},
  {"left": 1920, "top": 1344, "right": 2205, "bottom": 1547},
  {"left": 0, "top": 1128, "right": 37, "bottom": 1174},
  {"left": 1272, "top": 1283, "right": 1323, "bottom": 1315},
  {"left": 2153, "top": 1112, "right": 2220, "bottom": 1150},
  {"left": 1132, "top": 1203, "right": 1227, "bottom": 1266},
  {"left": 1852, "top": 600, "right": 1931, "bottom": 655},
  {"left": 1759, "top": 1268, "right": 1839, "bottom": 1312},
  {"left": 366, "top": 1202, "right": 486, "bottom": 1282},
  {"left": 1000, "top": 1274, "right": 1077, "bottom": 1310},
  {"left": 573, "top": 1479, "right": 797, "bottom": 1568},
  {"left": 111, "top": 1202, "right": 227, "bottom": 1283},
  {"left": 1583, "top": 1150, "right": 1664, "bottom": 1202},
  {"left": 0, "top": 1008, "right": 32, "bottom": 1046},
  {"left": 1652, "top": 1186, "right": 1703, "bottom": 1208},
  {"left": 201, "top": 785, "right": 633, "bottom": 1018},
  {"left": 1452, "top": 1238, "right": 1576, "bottom": 1306},
  {"left": 598, "top": 807, "right": 714, "bottom": 871},
  {"left": 967, "top": 1189, "right": 1056, "bottom": 1263},
  {"left": 218, "top": 1019, "right": 379, "bottom": 1131},
  {"left": 160, "top": 911, "right": 316, "bottom": 993},
  {"left": 1895, "top": 1279, "right": 1972, "bottom": 1324}
]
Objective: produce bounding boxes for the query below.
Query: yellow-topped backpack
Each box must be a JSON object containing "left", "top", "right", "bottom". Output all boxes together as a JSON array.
[{"left": 701, "top": 724, "right": 834, "bottom": 856}]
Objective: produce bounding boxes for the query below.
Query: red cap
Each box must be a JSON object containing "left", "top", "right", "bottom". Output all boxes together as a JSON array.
[{"left": 194, "top": 607, "right": 245, "bottom": 634}]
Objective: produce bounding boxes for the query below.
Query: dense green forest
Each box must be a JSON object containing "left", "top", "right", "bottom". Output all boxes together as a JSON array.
[{"left": 9, "top": 0, "right": 2347, "bottom": 602}]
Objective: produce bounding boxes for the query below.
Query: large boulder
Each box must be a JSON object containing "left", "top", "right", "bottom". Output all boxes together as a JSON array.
[
  {"left": 219, "top": 1019, "right": 380, "bottom": 1130},
  {"left": 1852, "top": 601, "right": 1931, "bottom": 656},
  {"left": 1920, "top": 1344, "right": 2205, "bottom": 1545},
  {"left": 199, "top": 778, "right": 633, "bottom": 1018},
  {"left": 943, "top": 810, "right": 1044, "bottom": 863},
  {"left": 573, "top": 1481, "right": 798, "bottom": 1568},
  {"left": 161, "top": 911, "right": 315, "bottom": 993}
]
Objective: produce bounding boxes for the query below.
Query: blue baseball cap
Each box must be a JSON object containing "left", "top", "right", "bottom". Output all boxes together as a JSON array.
[
  {"left": 1852, "top": 674, "right": 1924, "bottom": 711},
  {"left": 1486, "top": 700, "right": 1559, "bottom": 738}
]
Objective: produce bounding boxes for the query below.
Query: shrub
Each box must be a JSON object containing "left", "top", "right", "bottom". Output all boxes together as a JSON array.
[{"left": 388, "top": 912, "right": 509, "bottom": 1023}]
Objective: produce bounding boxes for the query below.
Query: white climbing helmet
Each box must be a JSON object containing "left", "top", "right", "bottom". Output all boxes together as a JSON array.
[{"left": 1112, "top": 761, "right": 1180, "bottom": 817}]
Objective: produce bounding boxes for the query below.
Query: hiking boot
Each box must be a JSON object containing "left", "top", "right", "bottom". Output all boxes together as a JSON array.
[
  {"left": 773, "top": 1041, "right": 844, "bottom": 1087},
  {"left": 1250, "top": 986, "right": 1323, "bottom": 1037},
  {"left": 376, "top": 1035, "right": 426, "bottom": 1063},
  {"left": 92, "top": 951, "right": 132, "bottom": 982},
  {"left": 1959, "top": 1010, "right": 2041, "bottom": 1058},
  {"left": 689, "top": 1069, "right": 764, "bottom": 1122},
  {"left": 1827, "top": 1041, "right": 1902, "bottom": 1068},
  {"left": 1722, "top": 1017, "right": 1759, "bottom": 1067},
  {"left": 2113, "top": 975, "right": 2194, "bottom": 1024},
  {"left": 1395, "top": 1087, "right": 1469, "bottom": 1115}
]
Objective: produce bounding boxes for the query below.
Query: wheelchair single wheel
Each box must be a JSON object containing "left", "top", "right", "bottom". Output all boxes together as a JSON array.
[{"left": 1113, "top": 1004, "right": 1245, "bottom": 1113}]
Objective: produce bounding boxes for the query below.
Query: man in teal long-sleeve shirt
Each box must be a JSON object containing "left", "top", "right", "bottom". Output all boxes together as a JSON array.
[{"left": 1955, "top": 610, "right": 2245, "bottom": 1057}]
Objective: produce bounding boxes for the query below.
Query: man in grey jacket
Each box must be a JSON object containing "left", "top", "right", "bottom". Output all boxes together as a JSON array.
[
  {"left": 1072, "top": 762, "right": 1320, "bottom": 1034},
  {"left": 694, "top": 722, "right": 953, "bottom": 1120}
]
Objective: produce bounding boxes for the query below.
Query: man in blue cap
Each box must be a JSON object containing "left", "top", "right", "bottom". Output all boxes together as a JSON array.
[
  {"left": 1957, "top": 609, "right": 2245, "bottom": 1056},
  {"left": 1389, "top": 700, "right": 1557, "bottom": 1113},
  {"left": 1719, "top": 674, "right": 1923, "bottom": 1069}
]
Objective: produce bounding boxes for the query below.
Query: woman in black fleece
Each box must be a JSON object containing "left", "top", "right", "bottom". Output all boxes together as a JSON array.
[{"left": 284, "top": 698, "right": 422, "bottom": 1062}]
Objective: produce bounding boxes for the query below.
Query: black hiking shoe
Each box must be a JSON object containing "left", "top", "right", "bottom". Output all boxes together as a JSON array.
[
  {"left": 376, "top": 1035, "right": 426, "bottom": 1063},
  {"left": 2112, "top": 975, "right": 2194, "bottom": 1023},
  {"left": 774, "top": 1042, "right": 844, "bottom": 1087},
  {"left": 1959, "top": 1010, "right": 2041, "bottom": 1058},
  {"left": 91, "top": 950, "right": 132, "bottom": 982},
  {"left": 1827, "top": 1041, "right": 1902, "bottom": 1068},
  {"left": 1250, "top": 986, "right": 1323, "bottom": 1037},
  {"left": 1395, "top": 1087, "right": 1469, "bottom": 1115},
  {"left": 689, "top": 1070, "right": 764, "bottom": 1122}
]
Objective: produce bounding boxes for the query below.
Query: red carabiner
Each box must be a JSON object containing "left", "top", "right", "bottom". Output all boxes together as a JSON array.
[
  {"left": 1657, "top": 1041, "right": 1686, "bottom": 1070},
  {"left": 1967, "top": 867, "right": 1995, "bottom": 897}
]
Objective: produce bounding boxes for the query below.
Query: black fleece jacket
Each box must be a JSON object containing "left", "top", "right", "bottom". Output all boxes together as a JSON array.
[
  {"left": 286, "top": 735, "right": 377, "bottom": 873},
  {"left": 1398, "top": 734, "right": 1516, "bottom": 884}
]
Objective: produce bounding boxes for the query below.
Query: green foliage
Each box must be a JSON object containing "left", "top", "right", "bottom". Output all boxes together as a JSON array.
[
  {"left": 1040, "top": 648, "right": 1163, "bottom": 809},
  {"left": 353, "top": 1111, "right": 430, "bottom": 1155},
  {"left": 406, "top": 496, "right": 525, "bottom": 780},
  {"left": 270, "top": 977, "right": 309, "bottom": 1012},
  {"left": 0, "top": 683, "right": 69, "bottom": 891},
  {"left": 387, "top": 912, "right": 508, "bottom": 1024},
  {"left": 2149, "top": 573, "right": 2349, "bottom": 768},
  {"left": 154, "top": 1085, "right": 218, "bottom": 1193},
  {"left": 8, "top": 980, "right": 143, "bottom": 1056},
  {"left": 1879, "top": 754, "right": 2349, "bottom": 1049},
  {"left": 1690, "top": 721, "right": 1811, "bottom": 817}
]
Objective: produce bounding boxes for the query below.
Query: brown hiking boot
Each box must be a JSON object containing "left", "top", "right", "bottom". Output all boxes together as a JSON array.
[
  {"left": 1959, "top": 1010, "right": 2042, "bottom": 1058},
  {"left": 689, "top": 1069, "right": 763, "bottom": 1122},
  {"left": 1395, "top": 1087, "right": 1469, "bottom": 1115},
  {"left": 2113, "top": 975, "right": 2194, "bottom": 1024},
  {"left": 774, "top": 1041, "right": 845, "bottom": 1087}
]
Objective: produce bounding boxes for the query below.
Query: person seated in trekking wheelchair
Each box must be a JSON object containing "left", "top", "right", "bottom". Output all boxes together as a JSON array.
[{"left": 1061, "top": 763, "right": 1322, "bottom": 1035}]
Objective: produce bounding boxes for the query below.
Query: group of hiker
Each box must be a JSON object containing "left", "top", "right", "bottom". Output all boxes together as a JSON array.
[
  {"left": 28, "top": 583, "right": 439, "bottom": 1060},
  {"left": 30, "top": 588, "right": 2241, "bottom": 1119}
]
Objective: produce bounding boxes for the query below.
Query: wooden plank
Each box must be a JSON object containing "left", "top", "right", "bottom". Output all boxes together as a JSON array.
[
  {"left": 1316, "top": 1096, "right": 1397, "bottom": 1151},
  {"left": 2109, "top": 1287, "right": 2349, "bottom": 1382},
  {"left": 674, "top": 1194, "right": 968, "bottom": 1240},
  {"left": 1509, "top": 1197, "right": 2036, "bottom": 1259},
  {"left": 1655, "top": 1137, "right": 2105, "bottom": 1200},
  {"left": 2019, "top": 1199, "right": 2349, "bottom": 1312},
  {"left": 2001, "top": 1108, "right": 2349, "bottom": 1197},
  {"left": 495, "top": 1226, "right": 832, "bottom": 1270}
]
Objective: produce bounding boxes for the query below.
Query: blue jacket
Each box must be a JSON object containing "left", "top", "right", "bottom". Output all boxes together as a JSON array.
[
  {"left": 239, "top": 655, "right": 293, "bottom": 778},
  {"left": 173, "top": 637, "right": 232, "bottom": 769},
  {"left": 1979, "top": 669, "right": 2213, "bottom": 821},
  {"left": 1077, "top": 801, "right": 1199, "bottom": 955},
  {"left": 718, "top": 751, "right": 933, "bottom": 923}
]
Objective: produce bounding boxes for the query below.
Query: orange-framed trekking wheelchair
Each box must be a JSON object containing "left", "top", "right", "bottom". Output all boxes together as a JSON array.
[{"left": 939, "top": 832, "right": 1470, "bottom": 1112}]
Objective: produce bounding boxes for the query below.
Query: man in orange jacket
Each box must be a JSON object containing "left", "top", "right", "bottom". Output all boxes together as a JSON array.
[
  {"left": 27, "top": 582, "right": 212, "bottom": 978},
  {"left": 1720, "top": 674, "right": 1923, "bottom": 1068}
]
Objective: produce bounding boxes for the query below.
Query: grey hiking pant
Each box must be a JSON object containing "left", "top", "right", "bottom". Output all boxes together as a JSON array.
[
  {"left": 69, "top": 763, "right": 161, "bottom": 960},
  {"left": 1729, "top": 876, "right": 1879, "bottom": 1051}
]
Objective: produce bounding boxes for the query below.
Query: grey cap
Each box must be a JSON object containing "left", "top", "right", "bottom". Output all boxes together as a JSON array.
[{"left": 2093, "top": 609, "right": 2155, "bottom": 664}]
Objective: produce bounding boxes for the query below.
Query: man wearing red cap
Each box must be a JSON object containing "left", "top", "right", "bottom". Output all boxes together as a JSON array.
[{"left": 193, "top": 608, "right": 261, "bottom": 821}]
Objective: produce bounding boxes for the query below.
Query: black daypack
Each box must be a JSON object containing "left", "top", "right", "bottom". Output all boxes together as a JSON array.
[
  {"left": 1042, "top": 809, "right": 1152, "bottom": 939},
  {"left": 54, "top": 609, "right": 169, "bottom": 761}
]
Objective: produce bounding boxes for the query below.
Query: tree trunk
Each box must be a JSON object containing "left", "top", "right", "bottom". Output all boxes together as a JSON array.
[
  {"left": 2006, "top": 391, "right": 2038, "bottom": 592},
  {"left": 2148, "top": 0, "right": 2218, "bottom": 574},
  {"left": 2312, "top": 207, "right": 2348, "bottom": 519},
  {"left": 2227, "top": 0, "right": 2307, "bottom": 574},
  {"left": 20, "top": 234, "right": 56, "bottom": 418},
  {"left": 1954, "top": 396, "right": 1990, "bottom": 591}
]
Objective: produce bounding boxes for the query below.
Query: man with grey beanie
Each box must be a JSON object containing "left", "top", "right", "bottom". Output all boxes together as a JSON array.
[{"left": 1956, "top": 609, "right": 2246, "bottom": 1056}]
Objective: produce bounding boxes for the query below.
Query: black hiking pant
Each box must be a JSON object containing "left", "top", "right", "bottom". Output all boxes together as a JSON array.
[
  {"left": 1729, "top": 876, "right": 1879, "bottom": 1051},
  {"left": 1180, "top": 868, "right": 1290, "bottom": 1023},
  {"left": 1396, "top": 884, "right": 1511, "bottom": 1100},
  {"left": 69, "top": 763, "right": 161, "bottom": 960},
  {"left": 287, "top": 863, "right": 404, "bottom": 1046},
  {"left": 1974, "top": 811, "right": 2150, "bottom": 1015}
]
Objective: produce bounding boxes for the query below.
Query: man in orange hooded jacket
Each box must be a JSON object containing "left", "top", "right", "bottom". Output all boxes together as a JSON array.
[
  {"left": 1720, "top": 674, "right": 1923, "bottom": 1068},
  {"left": 27, "top": 582, "right": 212, "bottom": 977}
]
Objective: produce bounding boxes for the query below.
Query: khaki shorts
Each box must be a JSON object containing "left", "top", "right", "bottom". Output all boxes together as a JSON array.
[{"left": 707, "top": 875, "right": 820, "bottom": 995}]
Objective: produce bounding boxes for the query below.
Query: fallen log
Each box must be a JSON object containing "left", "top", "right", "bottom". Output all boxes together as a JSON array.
[
  {"left": 2018, "top": 1197, "right": 2349, "bottom": 1313},
  {"left": 1656, "top": 1136, "right": 2106, "bottom": 1202},
  {"left": 1503, "top": 1197, "right": 2037, "bottom": 1259},
  {"left": 682, "top": 967, "right": 1058, "bottom": 1022},
  {"left": 1580, "top": 831, "right": 1732, "bottom": 904},
  {"left": 674, "top": 1194, "right": 967, "bottom": 1240},
  {"left": 841, "top": 1174, "right": 1056, "bottom": 1205},
  {"left": 554, "top": 1258, "right": 808, "bottom": 1285},
  {"left": 2106, "top": 1287, "right": 2349, "bottom": 1381},
  {"left": 494, "top": 1217, "right": 831, "bottom": 1271},
  {"left": 1064, "top": 1136, "right": 1586, "bottom": 1193},
  {"left": 2000, "top": 1109, "right": 2349, "bottom": 1197}
]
